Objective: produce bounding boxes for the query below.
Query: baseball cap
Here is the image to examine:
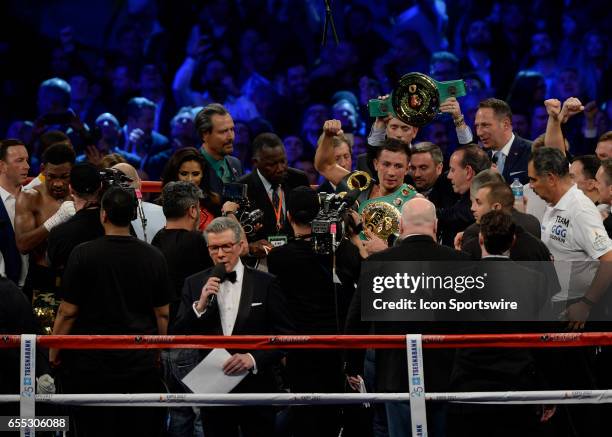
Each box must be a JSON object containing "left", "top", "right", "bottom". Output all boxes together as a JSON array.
[
  {"left": 287, "top": 186, "right": 319, "bottom": 224},
  {"left": 70, "top": 163, "right": 102, "bottom": 195}
]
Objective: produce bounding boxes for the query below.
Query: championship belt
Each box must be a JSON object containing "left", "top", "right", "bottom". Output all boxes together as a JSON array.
[
  {"left": 368, "top": 72, "right": 466, "bottom": 127},
  {"left": 358, "top": 183, "right": 417, "bottom": 241}
]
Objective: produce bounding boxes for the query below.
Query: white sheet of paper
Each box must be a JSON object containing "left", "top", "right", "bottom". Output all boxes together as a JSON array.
[{"left": 182, "top": 348, "right": 247, "bottom": 393}]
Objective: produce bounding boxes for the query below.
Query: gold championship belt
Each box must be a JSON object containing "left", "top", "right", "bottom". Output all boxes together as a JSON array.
[
  {"left": 345, "top": 172, "right": 417, "bottom": 241},
  {"left": 368, "top": 72, "right": 466, "bottom": 127}
]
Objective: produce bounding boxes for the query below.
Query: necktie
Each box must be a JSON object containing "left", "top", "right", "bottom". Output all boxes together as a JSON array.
[
  {"left": 271, "top": 184, "right": 284, "bottom": 228},
  {"left": 225, "top": 271, "right": 237, "bottom": 283},
  {"left": 495, "top": 151, "right": 506, "bottom": 176}
]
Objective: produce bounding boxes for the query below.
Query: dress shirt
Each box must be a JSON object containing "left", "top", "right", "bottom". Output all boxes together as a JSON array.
[
  {"left": 192, "top": 259, "right": 256, "bottom": 371},
  {"left": 0, "top": 185, "right": 28, "bottom": 286},
  {"left": 257, "top": 169, "right": 286, "bottom": 216},
  {"left": 494, "top": 133, "right": 514, "bottom": 176}
]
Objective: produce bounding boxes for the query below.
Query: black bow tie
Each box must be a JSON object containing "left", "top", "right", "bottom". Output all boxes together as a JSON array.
[{"left": 224, "top": 271, "right": 237, "bottom": 283}]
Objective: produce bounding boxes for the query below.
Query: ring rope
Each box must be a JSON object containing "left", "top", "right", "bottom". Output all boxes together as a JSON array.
[{"left": 1, "top": 333, "right": 611, "bottom": 350}]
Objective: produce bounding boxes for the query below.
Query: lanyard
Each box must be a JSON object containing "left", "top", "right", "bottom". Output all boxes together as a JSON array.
[{"left": 270, "top": 187, "right": 284, "bottom": 231}]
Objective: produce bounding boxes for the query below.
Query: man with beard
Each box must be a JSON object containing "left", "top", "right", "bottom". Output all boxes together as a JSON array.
[
  {"left": 15, "top": 143, "right": 75, "bottom": 331},
  {"left": 408, "top": 141, "right": 457, "bottom": 214},
  {"left": 195, "top": 103, "right": 243, "bottom": 195},
  {"left": 238, "top": 132, "right": 309, "bottom": 259}
]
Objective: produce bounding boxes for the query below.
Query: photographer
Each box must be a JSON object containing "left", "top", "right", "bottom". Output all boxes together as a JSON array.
[{"left": 267, "top": 186, "right": 361, "bottom": 437}]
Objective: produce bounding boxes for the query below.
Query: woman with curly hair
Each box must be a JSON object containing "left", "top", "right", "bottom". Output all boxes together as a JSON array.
[{"left": 160, "top": 147, "right": 221, "bottom": 230}]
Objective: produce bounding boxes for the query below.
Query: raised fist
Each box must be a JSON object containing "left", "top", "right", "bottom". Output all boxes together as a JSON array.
[{"left": 323, "top": 119, "right": 343, "bottom": 138}]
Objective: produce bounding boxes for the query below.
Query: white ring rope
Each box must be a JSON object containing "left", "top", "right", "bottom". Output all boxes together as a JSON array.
[{"left": 2, "top": 391, "right": 612, "bottom": 406}]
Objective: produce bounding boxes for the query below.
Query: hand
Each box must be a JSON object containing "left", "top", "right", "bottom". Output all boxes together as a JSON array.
[
  {"left": 323, "top": 119, "right": 343, "bottom": 138},
  {"left": 37, "top": 374, "right": 56, "bottom": 394},
  {"left": 221, "top": 201, "right": 240, "bottom": 215},
  {"left": 85, "top": 145, "right": 104, "bottom": 167},
  {"left": 249, "top": 239, "right": 273, "bottom": 258},
  {"left": 538, "top": 405, "right": 556, "bottom": 422},
  {"left": 563, "top": 301, "right": 590, "bottom": 330},
  {"left": 196, "top": 276, "right": 221, "bottom": 312},
  {"left": 67, "top": 109, "right": 85, "bottom": 132},
  {"left": 43, "top": 201, "right": 76, "bottom": 231},
  {"left": 560, "top": 97, "right": 584, "bottom": 123},
  {"left": 49, "top": 349, "right": 61, "bottom": 367},
  {"left": 223, "top": 353, "right": 254, "bottom": 376},
  {"left": 347, "top": 375, "right": 363, "bottom": 392},
  {"left": 454, "top": 231, "right": 464, "bottom": 251},
  {"left": 363, "top": 229, "right": 388, "bottom": 255},
  {"left": 373, "top": 95, "right": 392, "bottom": 127},
  {"left": 544, "top": 99, "right": 562, "bottom": 121},
  {"left": 128, "top": 128, "right": 146, "bottom": 147},
  {"left": 439, "top": 97, "right": 463, "bottom": 120}
]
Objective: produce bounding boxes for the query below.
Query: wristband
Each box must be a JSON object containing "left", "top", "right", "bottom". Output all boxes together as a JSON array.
[
  {"left": 580, "top": 296, "right": 596, "bottom": 307},
  {"left": 453, "top": 114, "right": 465, "bottom": 127}
]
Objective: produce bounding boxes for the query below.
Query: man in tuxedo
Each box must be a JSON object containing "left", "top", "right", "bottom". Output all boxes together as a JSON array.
[
  {"left": 238, "top": 132, "right": 309, "bottom": 259},
  {"left": 195, "top": 103, "right": 243, "bottom": 195},
  {"left": 0, "top": 139, "right": 30, "bottom": 286},
  {"left": 475, "top": 98, "right": 532, "bottom": 184},
  {"left": 346, "top": 197, "right": 470, "bottom": 437},
  {"left": 173, "top": 217, "right": 294, "bottom": 437}
]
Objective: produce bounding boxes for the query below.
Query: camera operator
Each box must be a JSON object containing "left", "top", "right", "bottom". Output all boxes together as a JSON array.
[
  {"left": 111, "top": 162, "right": 166, "bottom": 242},
  {"left": 267, "top": 186, "right": 361, "bottom": 437},
  {"left": 47, "top": 163, "right": 104, "bottom": 278}
]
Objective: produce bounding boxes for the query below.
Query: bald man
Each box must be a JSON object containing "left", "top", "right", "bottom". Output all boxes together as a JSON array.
[
  {"left": 111, "top": 163, "right": 165, "bottom": 242},
  {"left": 345, "top": 197, "right": 470, "bottom": 437}
]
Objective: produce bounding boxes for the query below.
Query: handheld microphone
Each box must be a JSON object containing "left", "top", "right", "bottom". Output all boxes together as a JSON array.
[{"left": 206, "top": 263, "right": 227, "bottom": 308}]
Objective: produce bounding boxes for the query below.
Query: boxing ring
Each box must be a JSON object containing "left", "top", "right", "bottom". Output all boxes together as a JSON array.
[{"left": 2, "top": 332, "right": 612, "bottom": 436}]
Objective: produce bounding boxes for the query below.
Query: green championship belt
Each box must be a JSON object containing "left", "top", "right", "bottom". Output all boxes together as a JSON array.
[
  {"left": 368, "top": 72, "right": 466, "bottom": 127},
  {"left": 358, "top": 183, "right": 417, "bottom": 240}
]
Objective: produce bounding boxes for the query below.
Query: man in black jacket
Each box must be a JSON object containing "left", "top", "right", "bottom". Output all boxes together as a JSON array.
[
  {"left": 448, "top": 210, "right": 555, "bottom": 437},
  {"left": 268, "top": 186, "right": 361, "bottom": 437},
  {"left": 238, "top": 132, "right": 309, "bottom": 259},
  {"left": 346, "top": 197, "right": 470, "bottom": 437},
  {"left": 173, "top": 217, "right": 294, "bottom": 437},
  {"left": 438, "top": 144, "right": 490, "bottom": 246}
]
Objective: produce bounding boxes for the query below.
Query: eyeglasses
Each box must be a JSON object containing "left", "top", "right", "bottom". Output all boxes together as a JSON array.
[{"left": 208, "top": 241, "right": 239, "bottom": 253}]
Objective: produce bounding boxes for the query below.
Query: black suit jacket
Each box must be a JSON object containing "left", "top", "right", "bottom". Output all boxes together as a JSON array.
[
  {"left": 450, "top": 258, "right": 551, "bottom": 392},
  {"left": 173, "top": 265, "right": 294, "bottom": 393},
  {"left": 436, "top": 191, "right": 474, "bottom": 247},
  {"left": 0, "top": 197, "right": 21, "bottom": 284},
  {"left": 238, "top": 168, "right": 309, "bottom": 240},
  {"left": 345, "top": 235, "right": 470, "bottom": 392},
  {"left": 498, "top": 135, "right": 533, "bottom": 185}
]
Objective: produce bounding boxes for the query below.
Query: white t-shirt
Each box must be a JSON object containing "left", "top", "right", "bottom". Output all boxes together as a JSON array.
[{"left": 541, "top": 185, "right": 612, "bottom": 301}]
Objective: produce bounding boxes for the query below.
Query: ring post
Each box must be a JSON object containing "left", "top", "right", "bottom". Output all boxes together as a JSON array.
[
  {"left": 20, "top": 334, "right": 36, "bottom": 436},
  {"left": 406, "top": 334, "right": 428, "bottom": 437}
]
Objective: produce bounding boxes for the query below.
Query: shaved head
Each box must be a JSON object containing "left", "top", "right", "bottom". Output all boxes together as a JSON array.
[
  {"left": 400, "top": 197, "right": 437, "bottom": 238},
  {"left": 112, "top": 162, "right": 140, "bottom": 189}
]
